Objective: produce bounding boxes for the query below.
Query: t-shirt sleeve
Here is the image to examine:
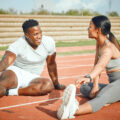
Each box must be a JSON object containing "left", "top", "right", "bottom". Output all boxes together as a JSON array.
[
  {"left": 48, "top": 37, "right": 56, "bottom": 55},
  {"left": 43, "top": 36, "right": 56, "bottom": 55},
  {"left": 7, "top": 39, "right": 21, "bottom": 56}
]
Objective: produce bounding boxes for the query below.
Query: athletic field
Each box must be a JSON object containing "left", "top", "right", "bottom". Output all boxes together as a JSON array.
[{"left": 0, "top": 44, "right": 120, "bottom": 120}]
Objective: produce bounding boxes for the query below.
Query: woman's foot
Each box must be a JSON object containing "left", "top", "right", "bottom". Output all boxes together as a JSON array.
[{"left": 57, "top": 84, "right": 79, "bottom": 119}]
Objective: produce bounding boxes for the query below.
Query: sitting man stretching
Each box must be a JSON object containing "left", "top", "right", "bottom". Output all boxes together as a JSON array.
[{"left": 0, "top": 19, "right": 65, "bottom": 97}]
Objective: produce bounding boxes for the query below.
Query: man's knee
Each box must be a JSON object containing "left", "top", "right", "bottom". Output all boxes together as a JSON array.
[
  {"left": 0, "top": 85, "right": 7, "bottom": 97},
  {"left": 43, "top": 80, "right": 54, "bottom": 91},
  {"left": 0, "top": 70, "right": 18, "bottom": 89},
  {"left": 33, "top": 79, "right": 54, "bottom": 94}
]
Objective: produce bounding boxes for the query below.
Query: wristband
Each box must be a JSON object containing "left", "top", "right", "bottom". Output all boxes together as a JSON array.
[
  {"left": 5, "top": 90, "right": 9, "bottom": 96},
  {"left": 84, "top": 74, "right": 92, "bottom": 82},
  {"left": 54, "top": 83, "right": 61, "bottom": 89}
]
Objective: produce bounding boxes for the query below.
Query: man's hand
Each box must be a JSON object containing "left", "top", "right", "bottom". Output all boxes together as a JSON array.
[{"left": 54, "top": 83, "right": 66, "bottom": 90}]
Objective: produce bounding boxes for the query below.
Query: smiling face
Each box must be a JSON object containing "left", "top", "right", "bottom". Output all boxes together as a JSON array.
[
  {"left": 88, "top": 21, "right": 98, "bottom": 39},
  {"left": 25, "top": 26, "right": 42, "bottom": 49}
]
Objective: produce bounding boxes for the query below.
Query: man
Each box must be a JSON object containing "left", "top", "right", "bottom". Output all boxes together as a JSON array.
[{"left": 0, "top": 19, "right": 65, "bottom": 97}]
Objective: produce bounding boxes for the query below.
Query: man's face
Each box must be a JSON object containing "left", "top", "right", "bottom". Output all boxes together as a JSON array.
[{"left": 25, "top": 26, "right": 42, "bottom": 49}]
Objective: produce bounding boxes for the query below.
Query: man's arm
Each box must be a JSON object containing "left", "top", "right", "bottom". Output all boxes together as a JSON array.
[
  {"left": 0, "top": 51, "right": 16, "bottom": 72},
  {"left": 46, "top": 52, "right": 65, "bottom": 90}
]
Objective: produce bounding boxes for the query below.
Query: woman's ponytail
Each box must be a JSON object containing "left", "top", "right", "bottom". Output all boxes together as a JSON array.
[
  {"left": 92, "top": 15, "right": 120, "bottom": 51},
  {"left": 109, "top": 32, "right": 120, "bottom": 51}
]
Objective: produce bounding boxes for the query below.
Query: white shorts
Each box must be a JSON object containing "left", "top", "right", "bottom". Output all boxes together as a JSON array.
[{"left": 7, "top": 66, "right": 40, "bottom": 89}]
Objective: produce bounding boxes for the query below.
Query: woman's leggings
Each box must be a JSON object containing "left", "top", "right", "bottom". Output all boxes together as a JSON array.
[{"left": 80, "top": 71, "right": 120, "bottom": 112}]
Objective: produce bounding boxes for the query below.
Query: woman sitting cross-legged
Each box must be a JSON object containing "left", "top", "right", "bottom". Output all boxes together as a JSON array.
[{"left": 57, "top": 15, "right": 120, "bottom": 119}]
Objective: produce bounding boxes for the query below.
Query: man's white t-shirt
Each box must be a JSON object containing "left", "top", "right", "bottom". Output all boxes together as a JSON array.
[{"left": 7, "top": 35, "right": 56, "bottom": 75}]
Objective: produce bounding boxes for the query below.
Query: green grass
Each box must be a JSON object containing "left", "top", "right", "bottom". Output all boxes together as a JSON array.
[
  {"left": 56, "top": 40, "right": 96, "bottom": 47},
  {"left": 0, "top": 55, "right": 3, "bottom": 60},
  {"left": 57, "top": 49, "right": 95, "bottom": 56},
  {"left": 0, "top": 46, "right": 8, "bottom": 51}
]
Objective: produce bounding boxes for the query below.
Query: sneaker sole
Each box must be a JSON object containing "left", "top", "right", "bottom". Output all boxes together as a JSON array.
[
  {"left": 57, "top": 84, "right": 76, "bottom": 120},
  {"left": 63, "top": 84, "right": 76, "bottom": 105}
]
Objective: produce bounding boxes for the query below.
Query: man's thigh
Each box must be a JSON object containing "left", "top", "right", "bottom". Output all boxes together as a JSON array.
[
  {"left": 7, "top": 66, "right": 40, "bottom": 89},
  {"left": 30, "top": 77, "right": 54, "bottom": 89}
]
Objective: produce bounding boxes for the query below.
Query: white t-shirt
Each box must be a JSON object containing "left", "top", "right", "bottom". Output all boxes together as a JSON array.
[{"left": 7, "top": 35, "right": 56, "bottom": 75}]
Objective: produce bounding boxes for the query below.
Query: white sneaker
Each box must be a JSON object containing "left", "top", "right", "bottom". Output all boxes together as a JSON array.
[{"left": 57, "top": 84, "right": 79, "bottom": 120}]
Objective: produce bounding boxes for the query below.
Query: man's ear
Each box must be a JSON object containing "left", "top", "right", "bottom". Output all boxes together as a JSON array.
[{"left": 24, "top": 32, "right": 29, "bottom": 39}]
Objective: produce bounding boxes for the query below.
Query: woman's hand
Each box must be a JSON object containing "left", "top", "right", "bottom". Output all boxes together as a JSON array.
[
  {"left": 90, "top": 85, "right": 99, "bottom": 98},
  {"left": 75, "top": 77, "right": 91, "bottom": 88}
]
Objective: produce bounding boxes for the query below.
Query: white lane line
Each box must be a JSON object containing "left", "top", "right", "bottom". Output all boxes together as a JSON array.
[
  {"left": 0, "top": 97, "right": 62, "bottom": 110},
  {"left": 43, "top": 64, "right": 93, "bottom": 71},
  {"left": 0, "top": 94, "right": 82, "bottom": 110},
  {"left": 58, "top": 72, "right": 106, "bottom": 80},
  {"left": 58, "top": 64, "right": 93, "bottom": 69},
  {"left": 59, "top": 75, "right": 84, "bottom": 80}
]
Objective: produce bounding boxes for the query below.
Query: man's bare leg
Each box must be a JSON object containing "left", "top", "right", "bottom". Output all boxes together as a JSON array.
[
  {"left": 18, "top": 78, "right": 54, "bottom": 96},
  {"left": 0, "top": 70, "right": 18, "bottom": 97}
]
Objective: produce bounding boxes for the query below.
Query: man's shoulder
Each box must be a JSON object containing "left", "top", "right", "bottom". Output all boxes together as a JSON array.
[
  {"left": 42, "top": 35, "right": 54, "bottom": 41},
  {"left": 41, "top": 36, "right": 56, "bottom": 53},
  {"left": 16, "top": 36, "right": 26, "bottom": 43},
  {"left": 7, "top": 36, "right": 26, "bottom": 55},
  {"left": 42, "top": 35, "right": 54, "bottom": 45},
  {"left": 8, "top": 36, "right": 26, "bottom": 50},
  {"left": 11, "top": 36, "right": 26, "bottom": 45}
]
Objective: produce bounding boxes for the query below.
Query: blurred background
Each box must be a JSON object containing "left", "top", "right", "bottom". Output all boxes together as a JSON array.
[
  {"left": 0, "top": 0, "right": 120, "bottom": 16},
  {"left": 0, "top": 0, "right": 120, "bottom": 54}
]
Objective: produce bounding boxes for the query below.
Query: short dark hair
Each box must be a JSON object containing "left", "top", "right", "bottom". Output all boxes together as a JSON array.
[
  {"left": 22, "top": 19, "right": 39, "bottom": 33},
  {"left": 92, "top": 15, "right": 111, "bottom": 35}
]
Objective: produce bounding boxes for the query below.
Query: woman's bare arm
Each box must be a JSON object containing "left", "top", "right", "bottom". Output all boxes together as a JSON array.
[{"left": 89, "top": 47, "right": 112, "bottom": 80}]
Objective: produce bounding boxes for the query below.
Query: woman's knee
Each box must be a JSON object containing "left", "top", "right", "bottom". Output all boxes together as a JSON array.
[{"left": 80, "top": 83, "right": 93, "bottom": 97}]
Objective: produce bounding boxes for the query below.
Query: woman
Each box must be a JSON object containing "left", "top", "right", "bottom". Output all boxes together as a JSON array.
[{"left": 57, "top": 15, "right": 120, "bottom": 119}]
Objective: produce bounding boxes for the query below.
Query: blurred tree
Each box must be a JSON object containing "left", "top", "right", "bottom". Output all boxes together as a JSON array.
[
  {"left": 36, "top": 4, "right": 49, "bottom": 15},
  {"left": 82, "top": 9, "right": 92, "bottom": 16},
  {"left": 37, "top": 9, "right": 49, "bottom": 15},
  {"left": 108, "top": 11, "right": 119, "bottom": 16},
  {"left": 66, "top": 9, "right": 80, "bottom": 16},
  {"left": 30, "top": 9, "right": 38, "bottom": 15},
  {"left": 0, "top": 9, "right": 8, "bottom": 14},
  {"left": 92, "top": 11, "right": 100, "bottom": 16},
  {"left": 8, "top": 8, "right": 17, "bottom": 14}
]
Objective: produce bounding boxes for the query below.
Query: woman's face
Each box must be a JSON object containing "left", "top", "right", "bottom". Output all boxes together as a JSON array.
[{"left": 88, "top": 21, "right": 98, "bottom": 39}]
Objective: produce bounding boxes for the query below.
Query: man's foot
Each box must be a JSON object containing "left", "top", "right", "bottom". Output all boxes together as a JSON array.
[{"left": 57, "top": 84, "right": 79, "bottom": 120}]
